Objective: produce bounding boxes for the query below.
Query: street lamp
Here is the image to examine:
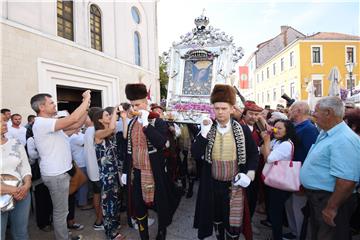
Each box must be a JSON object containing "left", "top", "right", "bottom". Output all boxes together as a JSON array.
[{"left": 345, "top": 61, "right": 354, "bottom": 96}]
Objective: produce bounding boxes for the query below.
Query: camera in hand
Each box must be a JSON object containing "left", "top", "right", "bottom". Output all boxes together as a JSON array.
[{"left": 281, "top": 93, "right": 295, "bottom": 108}]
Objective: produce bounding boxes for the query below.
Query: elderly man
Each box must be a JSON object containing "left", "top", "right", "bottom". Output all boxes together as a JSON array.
[
  {"left": 192, "top": 85, "right": 259, "bottom": 240},
  {"left": 300, "top": 97, "right": 360, "bottom": 240},
  {"left": 285, "top": 101, "right": 319, "bottom": 240}
]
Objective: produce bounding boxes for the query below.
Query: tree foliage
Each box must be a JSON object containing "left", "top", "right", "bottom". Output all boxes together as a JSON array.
[{"left": 159, "top": 55, "right": 169, "bottom": 99}]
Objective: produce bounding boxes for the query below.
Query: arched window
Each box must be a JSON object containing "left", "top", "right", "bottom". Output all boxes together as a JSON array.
[
  {"left": 131, "top": 7, "right": 141, "bottom": 24},
  {"left": 90, "top": 4, "right": 102, "bottom": 51},
  {"left": 134, "top": 31, "right": 141, "bottom": 66},
  {"left": 57, "top": 0, "right": 74, "bottom": 41}
]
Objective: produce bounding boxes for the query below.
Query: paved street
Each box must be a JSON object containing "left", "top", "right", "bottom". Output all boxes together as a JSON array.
[
  {"left": 26, "top": 182, "right": 273, "bottom": 240},
  {"left": 2, "top": 1, "right": 359, "bottom": 240},
  {"left": 25, "top": 182, "right": 360, "bottom": 240}
]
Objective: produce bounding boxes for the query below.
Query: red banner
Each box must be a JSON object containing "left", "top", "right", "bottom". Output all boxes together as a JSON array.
[{"left": 239, "top": 66, "right": 249, "bottom": 89}]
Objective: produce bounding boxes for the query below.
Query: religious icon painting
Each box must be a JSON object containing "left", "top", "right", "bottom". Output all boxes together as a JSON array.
[{"left": 183, "top": 60, "right": 213, "bottom": 95}]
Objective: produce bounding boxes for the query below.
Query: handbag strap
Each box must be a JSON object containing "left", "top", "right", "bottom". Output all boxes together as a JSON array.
[
  {"left": 273, "top": 140, "right": 294, "bottom": 167},
  {"left": 289, "top": 140, "right": 294, "bottom": 167}
]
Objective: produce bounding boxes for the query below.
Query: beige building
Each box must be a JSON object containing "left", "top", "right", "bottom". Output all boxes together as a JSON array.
[
  {"left": 245, "top": 26, "right": 359, "bottom": 109},
  {"left": 1, "top": 1, "right": 159, "bottom": 116}
]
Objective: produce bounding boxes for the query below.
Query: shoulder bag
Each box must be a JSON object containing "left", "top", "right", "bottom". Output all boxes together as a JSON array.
[
  {"left": 0, "top": 176, "right": 21, "bottom": 212},
  {"left": 69, "top": 162, "right": 87, "bottom": 195},
  {"left": 261, "top": 141, "right": 301, "bottom": 192}
]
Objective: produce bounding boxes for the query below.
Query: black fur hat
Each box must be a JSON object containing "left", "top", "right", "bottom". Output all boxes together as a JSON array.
[
  {"left": 125, "top": 83, "right": 147, "bottom": 100},
  {"left": 210, "top": 84, "right": 236, "bottom": 105}
]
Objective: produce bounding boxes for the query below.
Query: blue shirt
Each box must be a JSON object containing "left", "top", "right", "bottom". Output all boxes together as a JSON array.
[
  {"left": 294, "top": 120, "right": 319, "bottom": 163},
  {"left": 300, "top": 121, "right": 360, "bottom": 192}
]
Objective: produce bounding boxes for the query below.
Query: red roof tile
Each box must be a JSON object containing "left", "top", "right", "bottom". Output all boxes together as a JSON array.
[{"left": 305, "top": 32, "right": 360, "bottom": 40}]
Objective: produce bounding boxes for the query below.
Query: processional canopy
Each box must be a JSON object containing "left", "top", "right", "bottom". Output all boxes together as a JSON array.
[{"left": 165, "top": 11, "right": 244, "bottom": 123}]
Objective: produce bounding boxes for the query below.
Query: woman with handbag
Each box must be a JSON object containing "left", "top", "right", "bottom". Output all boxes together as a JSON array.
[
  {"left": 94, "top": 107, "right": 126, "bottom": 240},
  {"left": 1, "top": 116, "right": 32, "bottom": 240},
  {"left": 260, "top": 119, "right": 297, "bottom": 240}
]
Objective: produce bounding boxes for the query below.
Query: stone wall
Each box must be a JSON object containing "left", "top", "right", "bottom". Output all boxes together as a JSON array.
[{"left": 1, "top": 22, "right": 159, "bottom": 118}]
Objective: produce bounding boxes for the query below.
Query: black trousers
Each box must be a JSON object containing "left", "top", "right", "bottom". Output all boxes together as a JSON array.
[
  {"left": 267, "top": 186, "right": 291, "bottom": 240},
  {"left": 67, "top": 192, "right": 76, "bottom": 221},
  {"left": 350, "top": 192, "right": 360, "bottom": 230},
  {"left": 213, "top": 180, "right": 240, "bottom": 235},
  {"left": 132, "top": 168, "right": 148, "bottom": 219},
  {"left": 34, "top": 183, "right": 53, "bottom": 229},
  {"left": 132, "top": 168, "right": 169, "bottom": 232},
  {"left": 246, "top": 179, "right": 258, "bottom": 218},
  {"left": 306, "top": 189, "right": 357, "bottom": 240}
]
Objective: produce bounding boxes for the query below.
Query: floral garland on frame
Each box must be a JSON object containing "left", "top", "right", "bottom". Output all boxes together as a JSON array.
[{"left": 172, "top": 102, "right": 215, "bottom": 119}]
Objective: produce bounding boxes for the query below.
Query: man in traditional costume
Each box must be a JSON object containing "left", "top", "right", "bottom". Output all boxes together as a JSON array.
[
  {"left": 240, "top": 101, "right": 265, "bottom": 214},
  {"left": 121, "top": 83, "right": 179, "bottom": 240},
  {"left": 192, "top": 84, "right": 259, "bottom": 240},
  {"left": 239, "top": 101, "right": 267, "bottom": 230},
  {"left": 151, "top": 104, "right": 181, "bottom": 184}
]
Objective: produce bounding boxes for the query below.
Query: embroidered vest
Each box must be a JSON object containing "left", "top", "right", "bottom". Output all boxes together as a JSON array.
[
  {"left": 205, "top": 119, "right": 247, "bottom": 167},
  {"left": 211, "top": 130, "right": 238, "bottom": 181}
]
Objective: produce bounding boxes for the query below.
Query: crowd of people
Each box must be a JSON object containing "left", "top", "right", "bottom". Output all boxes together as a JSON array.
[{"left": 1, "top": 84, "right": 360, "bottom": 240}]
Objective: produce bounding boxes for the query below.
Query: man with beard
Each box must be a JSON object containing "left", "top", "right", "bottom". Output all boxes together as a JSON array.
[
  {"left": 239, "top": 101, "right": 265, "bottom": 234},
  {"left": 6, "top": 114, "right": 27, "bottom": 145}
]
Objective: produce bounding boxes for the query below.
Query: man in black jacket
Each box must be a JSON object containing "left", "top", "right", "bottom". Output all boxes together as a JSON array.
[
  {"left": 192, "top": 84, "right": 259, "bottom": 240},
  {"left": 121, "top": 83, "right": 179, "bottom": 240}
]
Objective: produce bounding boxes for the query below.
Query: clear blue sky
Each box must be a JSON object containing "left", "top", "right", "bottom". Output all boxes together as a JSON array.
[{"left": 158, "top": 0, "right": 359, "bottom": 64}]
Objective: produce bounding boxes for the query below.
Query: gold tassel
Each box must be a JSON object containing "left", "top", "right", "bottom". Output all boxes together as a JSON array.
[{"left": 136, "top": 214, "right": 147, "bottom": 232}]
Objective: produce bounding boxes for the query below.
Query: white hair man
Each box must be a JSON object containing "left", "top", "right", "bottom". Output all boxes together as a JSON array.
[
  {"left": 284, "top": 101, "right": 319, "bottom": 240},
  {"left": 300, "top": 97, "right": 360, "bottom": 240}
]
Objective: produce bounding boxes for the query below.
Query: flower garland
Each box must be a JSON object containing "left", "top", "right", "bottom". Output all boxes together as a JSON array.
[{"left": 172, "top": 102, "right": 215, "bottom": 119}]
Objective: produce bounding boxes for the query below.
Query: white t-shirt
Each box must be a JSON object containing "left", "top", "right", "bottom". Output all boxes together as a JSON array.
[
  {"left": 83, "top": 126, "right": 99, "bottom": 181},
  {"left": 267, "top": 139, "right": 293, "bottom": 163},
  {"left": 32, "top": 117, "right": 72, "bottom": 176},
  {"left": 26, "top": 137, "right": 39, "bottom": 165},
  {"left": 70, "top": 132, "right": 86, "bottom": 168},
  {"left": 6, "top": 126, "right": 27, "bottom": 146}
]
